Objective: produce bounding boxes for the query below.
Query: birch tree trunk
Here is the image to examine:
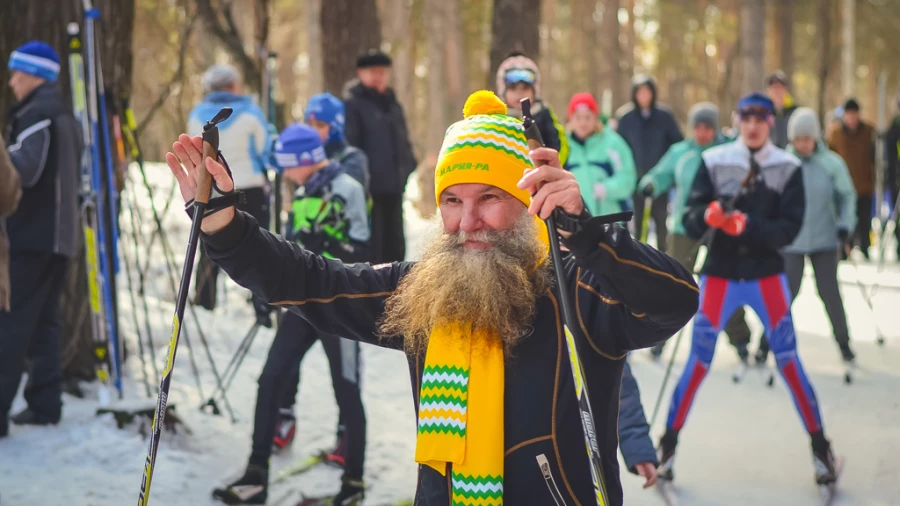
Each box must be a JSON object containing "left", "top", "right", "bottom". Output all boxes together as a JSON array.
[{"left": 739, "top": 0, "right": 765, "bottom": 94}]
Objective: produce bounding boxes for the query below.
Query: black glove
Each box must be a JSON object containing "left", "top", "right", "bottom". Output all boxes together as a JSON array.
[
  {"left": 837, "top": 228, "right": 850, "bottom": 243},
  {"left": 641, "top": 183, "right": 654, "bottom": 198}
]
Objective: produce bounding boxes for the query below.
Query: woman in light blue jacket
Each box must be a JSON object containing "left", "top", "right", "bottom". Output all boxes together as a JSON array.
[{"left": 782, "top": 107, "right": 857, "bottom": 362}]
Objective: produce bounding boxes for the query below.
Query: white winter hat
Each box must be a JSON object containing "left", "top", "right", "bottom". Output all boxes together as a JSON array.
[
  {"left": 787, "top": 107, "right": 821, "bottom": 141},
  {"left": 202, "top": 64, "right": 240, "bottom": 93}
]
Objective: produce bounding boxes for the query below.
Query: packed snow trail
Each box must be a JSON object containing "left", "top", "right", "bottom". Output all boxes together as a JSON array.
[{"left": 1, "top": 164, "right": 898, "bottom": 505}]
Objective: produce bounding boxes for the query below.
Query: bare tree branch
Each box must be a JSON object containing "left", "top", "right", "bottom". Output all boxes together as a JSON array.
[
  {"left": 137, "top": 16, "right": 196, "bottom": 136},
  {"left": 193, "top": 0, "right": 262, "bottom": 90}
]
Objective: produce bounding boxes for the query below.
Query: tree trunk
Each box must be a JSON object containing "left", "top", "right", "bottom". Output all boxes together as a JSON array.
[
  {"left": 775, "top": 0, "right": 794, "bottom": 80},
  {"left": 600, "top": 0, "right": 621, "bottom": 108},
  {"left": 0, "top": 0, "right": 135, "bottom": 380},
  {"left": 488, "top": 0, "right": 541, "bottom": 89},
  {"left": 444, "top": 0, "right": 469, "bottom": 116},
  {"left": 381, "top": 0, "right": 414, "bottom": 114},
  {"left": 305, "top": 0, "right": 324, "bottom": 98},
  {"left": 817, "top": 0, "right": 832, "bottom": 126},
  {"left": 424, "top": 0, "right": 447, "bottom": 155},
  {"left": 739, "top": 0, "right": 765, "bottom": 94},
  {"left": 321, "top": 0, "right": 381, "bottom": 95},
  {"left": 841, "top": 0, "right": 855, "bottom": 97}
]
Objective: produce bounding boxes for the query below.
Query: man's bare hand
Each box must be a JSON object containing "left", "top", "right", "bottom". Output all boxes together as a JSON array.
[
  {"left": 635, "top": 462, "right": 658, "bottom": 489},
  {"left": 517, "top": 147, "right": 584, "bottom": 219},
  {"left": 165, "top": 134, "right": 236, "bottom": 234}
]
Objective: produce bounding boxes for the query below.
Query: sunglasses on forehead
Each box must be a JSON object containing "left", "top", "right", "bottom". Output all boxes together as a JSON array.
[
  {"left": 738, "top": 106, "right": 772, "bottom": 120},
  {"left": 504, "top": 68, "right": 536, "bottom": 85}
]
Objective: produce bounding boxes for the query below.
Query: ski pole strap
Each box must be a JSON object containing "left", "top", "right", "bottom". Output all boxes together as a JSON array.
[{"left": 184, "top": 191, "right": 245, "bottom": 219}]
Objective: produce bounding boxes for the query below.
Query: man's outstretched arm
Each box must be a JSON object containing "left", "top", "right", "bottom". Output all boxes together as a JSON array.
[{"left": 166, "top": 134, "right": 406, "bottom": 349}]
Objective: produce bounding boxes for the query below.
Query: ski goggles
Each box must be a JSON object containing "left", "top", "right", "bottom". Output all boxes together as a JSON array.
[
  {"left": 738, "top": 105, "right": 773, "bottom": 121},
  {"left": 504, "top": 68, "right": 537, "bottom": 85}
]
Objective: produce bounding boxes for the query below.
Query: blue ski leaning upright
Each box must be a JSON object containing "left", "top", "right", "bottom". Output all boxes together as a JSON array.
[
  {"left": 67, "top": 22, "right": 115, "bottom": 406},
  {"left": 80, "top": 0, "right": 123, "bottom": 398}
]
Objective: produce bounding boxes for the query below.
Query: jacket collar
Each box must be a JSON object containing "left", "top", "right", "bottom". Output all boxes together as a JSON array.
[{"left": 8, "top": 82, "right": 56, "bottom": 118}]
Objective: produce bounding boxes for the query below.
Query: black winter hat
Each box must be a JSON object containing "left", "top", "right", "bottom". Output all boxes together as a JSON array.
[
  {"left": 356, "top": 49, "right": 392, "bottom": 69},
  {"left": 843, "top": 98, "right": 860, "bottom": 111}
]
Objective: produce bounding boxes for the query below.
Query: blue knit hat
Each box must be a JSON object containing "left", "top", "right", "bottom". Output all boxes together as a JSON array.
[
  {"left": 273, "top": 123, "right": 327, "bottom": 173},
  {"left": 737, "top": 92, "right": 774, "bottom": 117},
  {"left": 304, "top": 93, "right": 345, "bottom": 144},
  {"left": 8, "top": 41, "right": 60, "bottom": 82}
]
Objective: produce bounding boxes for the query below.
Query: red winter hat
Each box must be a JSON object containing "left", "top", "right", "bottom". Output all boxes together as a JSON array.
[{"left": 567, "top": 92, "right": 598, "bottom": 118}]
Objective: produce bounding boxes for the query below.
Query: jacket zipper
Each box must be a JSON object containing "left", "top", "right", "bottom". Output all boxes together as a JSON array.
[{"left": 536, "top": 454, "right": 569, "bottom": 506}]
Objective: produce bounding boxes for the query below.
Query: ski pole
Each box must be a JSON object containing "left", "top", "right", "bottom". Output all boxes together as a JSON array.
[
  {"left": 844, "top": 248, "right": 886, "bottom": 345},
  {"left": 203, "top": 321, "right": 263, "bottom": 415},
  {"left": 522, "top": 98, "right": 613, "bottom": 506},
  {"left": 137, "top": 107, "right": 232, "bottom": 506}
]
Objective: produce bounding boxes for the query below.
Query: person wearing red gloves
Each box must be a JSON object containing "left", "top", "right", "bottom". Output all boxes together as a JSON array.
[{"left": 656, "top": 93, "right": 839, "bottom": 490}]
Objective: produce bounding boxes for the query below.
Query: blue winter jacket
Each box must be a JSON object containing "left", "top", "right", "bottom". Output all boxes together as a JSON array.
[
  {"left": 618, "top": 360, "right": 658, "bottom": 473},
  {"left": 783, "top": 140, "right": 857, "bottom": 254},
  {"left": 188, "top": 92, "right": 273, "bottom": 190}
]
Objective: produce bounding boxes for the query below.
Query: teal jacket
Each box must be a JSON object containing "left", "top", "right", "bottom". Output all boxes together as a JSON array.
[
  {"left": 783, "top": 141, "right": 857, "bottom": 254},
  {"left": 565, "top": 128, "right": 637, "bottom": 216},
  {"left": 638, "top": 135, "right": 727, "bottom": 236}
]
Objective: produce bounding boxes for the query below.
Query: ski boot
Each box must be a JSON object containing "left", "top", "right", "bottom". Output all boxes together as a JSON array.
[
  {"left": 212, "top": 464, "right": 268, "bottom": 505},
  {"left": 273, "top": 409, "right": 296, "bottom": 452},
  {"left": 838, "top": 342, "right": 856, "bottom": 363},
  {"left": 754, "top": 335, "right": 770, "bottom": 366},
  {"left": 656, "top": 430, "right": 679, "bottom": 505},
  {"left": 295, "top": 477, "right": 364, "bottom": 506},
  {"left": 322, "top": 434, "right": 347, "bottom": 468},
  {"left": 811, "top": 433, "right": 842, "bottom": 504},
  {"left": 10, "top": 408, "right": 59, "bottom": 426},
  {"left": 650, "top": 343, "right": 664, "bottom": 362}
]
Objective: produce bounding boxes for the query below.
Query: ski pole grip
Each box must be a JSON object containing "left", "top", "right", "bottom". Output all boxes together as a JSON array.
[
  {"left": 197, "top": 107, "right": 232, "bottom": 205},
  {"left": 195, "top": 140, "right": 216, "bottom": 205}
]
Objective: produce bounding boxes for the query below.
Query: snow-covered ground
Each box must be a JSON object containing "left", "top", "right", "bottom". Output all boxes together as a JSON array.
[{"left": 1, "top": 163, "right": 899, "bottom": 506}]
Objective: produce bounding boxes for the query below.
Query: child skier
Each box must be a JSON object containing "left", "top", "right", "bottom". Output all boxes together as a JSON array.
[
  {"left": 564, "top": 92, "right": 636, "bottom": 217},
  {"left": 212, "top": 124, "right": 370, "bottom": 506},
  {"left": 272, "top": 93, "right": 370, "bottom": 460},
  {"left": 657, "top": 93, "right": 839, "bottom": 490},
  {"left": 495, "top": 51, "right": 568, "bottom": 164}
]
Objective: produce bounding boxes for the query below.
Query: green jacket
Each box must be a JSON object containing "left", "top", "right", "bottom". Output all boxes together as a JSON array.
[
  {"left": 783, "top": 140, "right": 857, "bottom": 254},
  {"left": 565, "top": 128, "right": 636, "bottom": 216},
  {"left": 638, "top": 135, "right": 727, "bottom": 236}
]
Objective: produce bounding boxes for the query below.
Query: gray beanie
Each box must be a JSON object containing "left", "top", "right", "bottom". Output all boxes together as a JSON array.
[
  {"left": 688, "top": 102, "right": 719, "bottom": 130},
  {"left": 202, "top": 64, "right": 240, "bottom": 93},
  {"left": 787, "top": 107, "right": 820, "bottom": 140}
]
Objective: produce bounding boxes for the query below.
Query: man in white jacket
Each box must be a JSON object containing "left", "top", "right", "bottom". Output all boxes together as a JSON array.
[{"left": 188, "top": 64, "right": 275, "bottom": 323}]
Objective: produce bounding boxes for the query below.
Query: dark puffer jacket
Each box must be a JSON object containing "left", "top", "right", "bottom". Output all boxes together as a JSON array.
[
  {"left": 5, "top": 82, "right": 82, "bottom": 257},
  {"left": 343, "top": 80, "right": 417, "bottom": 197},
  {"left": 615, "top": 77, "right": 683, "bottom": 177},
  {"left": 202, "top": 210, "right": 699, "bottom": 506}
]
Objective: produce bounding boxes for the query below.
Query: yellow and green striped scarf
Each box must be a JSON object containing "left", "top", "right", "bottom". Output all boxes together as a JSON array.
[{"left": 415, "top": 323, "right": 504, "bottom": 505}]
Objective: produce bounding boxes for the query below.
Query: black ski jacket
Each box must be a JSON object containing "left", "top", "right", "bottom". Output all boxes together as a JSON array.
[
  {"left": 5, "top": 83, "right": 81, "bottom": 257},
  {"left": 683, "top": 139, "right": 805, "bottom": 280},
  {"left": 343, "top": 81, "right": 417, "bottom": 197},
  {"left": 203, "top": 210, "right": 698, "bottom": 506}
]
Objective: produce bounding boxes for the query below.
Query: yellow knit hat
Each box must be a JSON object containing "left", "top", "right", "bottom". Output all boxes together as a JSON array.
[
  {"left": 435, "top": 90, "right": 549, "bottom": 250},
  {"left": 435, "top": 90, "right": 533, "bottom": 207}
]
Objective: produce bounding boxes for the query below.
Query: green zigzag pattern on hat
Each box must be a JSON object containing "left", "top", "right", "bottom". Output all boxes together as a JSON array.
[
  {"left": 464, "top": 124, "right": 528, "bottom": 144},
  {"left": 440, "top": 140, "right": 531, "bottom": 166}
]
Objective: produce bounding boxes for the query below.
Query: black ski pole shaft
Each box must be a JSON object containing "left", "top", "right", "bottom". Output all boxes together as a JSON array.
[
  {"left": 119, "top": 187, "right": 152, "bottom": 397},
  {"left": 521, "top": 98, "right": 611, "bottom": 506},
  {"left": 137, "top": 107, "right": 232, "bottom": 506},
  {"left": 649, "top": 324, "right": 687, "bottom": 427}
]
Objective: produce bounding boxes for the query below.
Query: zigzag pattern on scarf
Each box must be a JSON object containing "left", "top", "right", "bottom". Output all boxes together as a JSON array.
[
  {"left": 451, "top": 472, "right": 503, "bottom": 506},
  {"left": 418, "top": 365, "right": 469, "bottom": 437}
]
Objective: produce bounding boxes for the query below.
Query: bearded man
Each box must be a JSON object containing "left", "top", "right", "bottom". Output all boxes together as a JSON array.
[{"left": 165, "top": 91, "right": 699, "bottom": 506}]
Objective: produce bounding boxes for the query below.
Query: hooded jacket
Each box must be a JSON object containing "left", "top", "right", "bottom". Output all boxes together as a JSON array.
[
  {"left": 202, "top": 210, "right": 699, "bottom": 506},
  {"left": 639, "top": 134, "right": 728, "bottom": 236},
  {"left": 565, "top": 126, "right": 636, "bottom": 216},
  {"left": 615, "top": 77, "right": 684, "bottom": 177},
  {"left": 683, "top": 138, "right": 805, "bottom": 280},
  {"left": 5, "top": 82, "right": 81, "bottom": 258},
  {"left": 188, "top": 92, "right": 273, "bottom": 190},
  {"left": 783, "top": 140, "right": 857, "bottom": 254},
  {"left": 0, "top": 139, "right": 22, "bottom": 311},
  {"left": 828, "top": 121, "right": 877, "bottom": 196},
  {"left": 343, "top": 80, "right": 417, "bottom": 197}
]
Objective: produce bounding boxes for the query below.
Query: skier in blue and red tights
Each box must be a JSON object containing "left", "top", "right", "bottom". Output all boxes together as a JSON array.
[{"left": 657, "top": 92, "right": 839, "bottom": 487}]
